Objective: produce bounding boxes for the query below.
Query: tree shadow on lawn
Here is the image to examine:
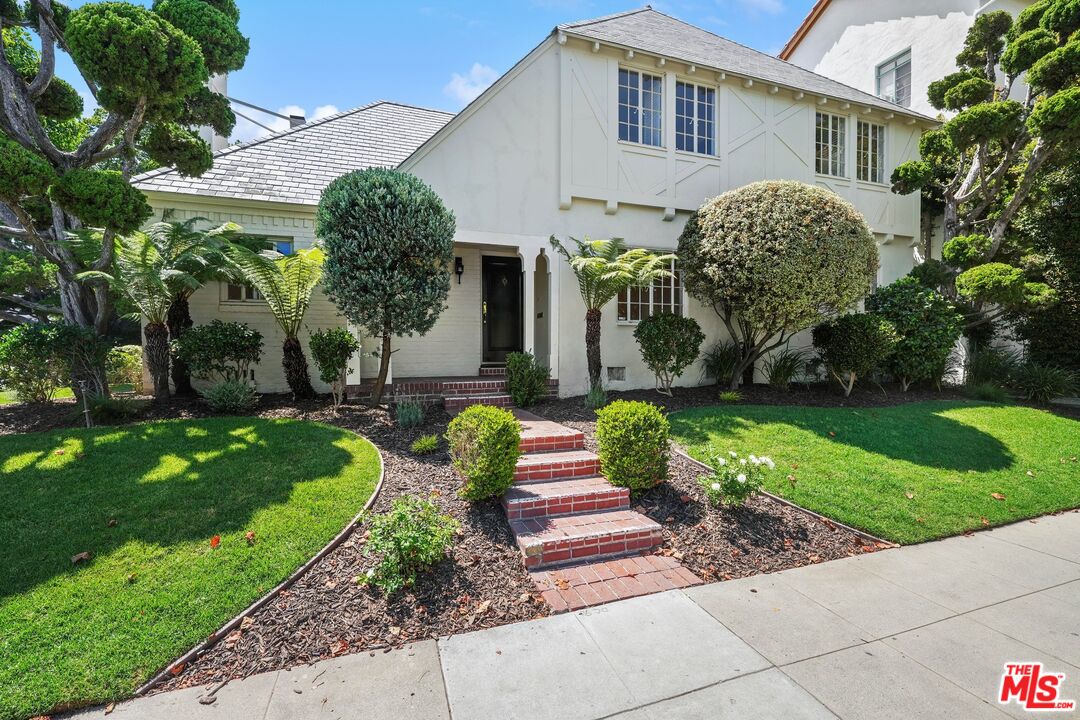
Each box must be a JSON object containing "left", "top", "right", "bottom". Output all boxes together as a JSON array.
[
  {"left": 670, "top": 401, "right": 1014, "bottom": 473},
  {"left": 0, "top": 417, "right": 357, "bottom": 600}
]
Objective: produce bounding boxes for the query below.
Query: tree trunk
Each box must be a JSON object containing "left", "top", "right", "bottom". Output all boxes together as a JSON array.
[
  {"left": 369, "top": 335, "right": 392, "bottom": 407},
  {"left": 167, "top": 295, "right": 195, "bottom": 396},
  {"left": 585, "top": 308, "right": 602, "bottom": 391},
  {"left": 282, "top": 336, "right": 316, "bottom": 401},
  {"left": 144, "top": 321, "right": 171, "bottom": 403},
  {"left": 58, "top": 274, "right": 110, "bottom": 400}
]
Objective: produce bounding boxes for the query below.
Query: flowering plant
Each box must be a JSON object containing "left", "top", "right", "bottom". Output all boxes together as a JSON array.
[{"left": 697, "top": 448, "right": 774, "bottom": 508}]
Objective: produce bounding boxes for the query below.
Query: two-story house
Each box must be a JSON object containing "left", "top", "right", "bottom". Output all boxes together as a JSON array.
[{"left": 134, "top": 7, "right": 934, "bottom": 399}]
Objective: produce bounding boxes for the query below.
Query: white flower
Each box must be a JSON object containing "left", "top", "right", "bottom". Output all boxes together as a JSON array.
[
  {"left": 762, "top": 457, "right": 776, "bottom": 470},
  {"left": 737, "top": 474, "right": 747, "bottom": 483},
  {"left": 366, "top": 568, "right": 376, "bottom": 578},
  {"left": 717, "top": 458, "right": 727, "bottom": 466},
  {"left": 729, "top": 451, "right": 738, "bottom": 458},
  {"left": 710, "top": 482, "right": 721, "bottom": 491},
  {"left": 739, "top": 458, "right": 747, "bottom": 466},
  {"left": 750, "top": 455, "right": 761, "bottom": 466},
  {"left": 749, "top": 454, "right": 757, "bottom": 462}
]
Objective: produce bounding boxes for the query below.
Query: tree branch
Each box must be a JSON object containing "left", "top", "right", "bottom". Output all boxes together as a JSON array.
[
  {"left": 987, "top": 139, "right": 1052, "bottom": 256},
  {"left": 1, "top": 294, "right": 61, "bottom": 315},
  {"left": 26, "top": 0, "right": 56, "bottom": 98}
]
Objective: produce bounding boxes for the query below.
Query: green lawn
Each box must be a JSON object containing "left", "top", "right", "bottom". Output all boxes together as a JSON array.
[
  {"left": 0, "top": 418, "right": 381, "bottom": 720},
  {"left": 670, "top": 400, "right": 1080, "bottom": 545}
]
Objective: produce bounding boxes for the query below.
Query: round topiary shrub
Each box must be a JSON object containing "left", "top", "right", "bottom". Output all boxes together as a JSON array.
[
  {"left": 678, "top": 180, "right": 877, "bottom": 389},
  {"left": 446, "top": 404, "right": 522, "bottom": 500},
  {"left": 633, "top": 312, "right": 705, "bottom": 396},
  {"left": 595, "top": 400, "right": 670, "bottom": 492},
  {"left": 812, "top": 313, "right": 899, "bottom": 397}
]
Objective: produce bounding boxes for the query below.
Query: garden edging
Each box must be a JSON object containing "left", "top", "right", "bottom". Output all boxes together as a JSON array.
[
  {"left": 134, "top": 428, "right": 387, "bottom": 698},
  {"left": 670, "top": 444, "right": 898, "bottom": 549}
]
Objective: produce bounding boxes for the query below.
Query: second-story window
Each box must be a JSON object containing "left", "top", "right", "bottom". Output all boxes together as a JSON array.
[
  {"left": 857, "top": 121, "right": 886, "bottom": 183},
  {"left": 876, "top": 50, "right": 911, "bottom": 107},
  {"left": 815, "top": 112, "right": 847, "bottom": 178},
  {"left": 675, "top": 81, "right": 716, "bottom": 155},
  {"left": 619, "top": 68, "right": 663, "bottom": 147}
]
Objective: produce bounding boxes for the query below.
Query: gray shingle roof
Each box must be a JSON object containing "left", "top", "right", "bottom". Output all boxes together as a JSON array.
[
  {"left": 133, "top": 101, "right": 454, "bottom": 206},
  {"left": 559, "top": 8, "right": 934, "bottom": 121}
]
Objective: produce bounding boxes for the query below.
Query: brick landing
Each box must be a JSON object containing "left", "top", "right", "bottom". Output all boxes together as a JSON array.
[{"left": 507, "top": 410, "right": 702, "bottom": 612}]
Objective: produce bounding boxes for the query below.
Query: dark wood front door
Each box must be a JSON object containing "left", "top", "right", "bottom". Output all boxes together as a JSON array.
[{"left": 482, "top": 256, "right": 523, "bottom": 363}]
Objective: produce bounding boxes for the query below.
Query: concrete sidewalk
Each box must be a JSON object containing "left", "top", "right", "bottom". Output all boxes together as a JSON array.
[{"left": 68, "top": 512, "right": 1080, "bottom": 720}]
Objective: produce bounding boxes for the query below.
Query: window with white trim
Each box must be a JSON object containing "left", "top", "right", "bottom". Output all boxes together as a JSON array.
[
  {"left": 675, "top": 81, "right": 716, "bottom": 155},
  {"left": 617, "top": 258, "right": 682, "bottom": 322},
  {"left": 815, "top": 111, "right": 847, "bottom": 177},
  {"left": 857, "top": 121, "right": 886, "bottom": 183},
  {"left": 876, "top": 50, "right": 911, "bottom": 107},
  {"left": 225, "top": 237, "right": 293, "bottom": 302},
  {"left": 618, "top": 68, "right": 663, "bottom": 147}
]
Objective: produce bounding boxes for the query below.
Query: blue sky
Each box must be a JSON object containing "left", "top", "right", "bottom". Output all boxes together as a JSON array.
[{"left": 56, "top": 0, "right": 818, "bottom": 141}]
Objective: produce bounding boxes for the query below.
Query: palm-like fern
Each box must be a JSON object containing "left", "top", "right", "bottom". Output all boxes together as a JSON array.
[
  {"left": 550, "top": 236, "right": 676, "bottom": 391},
  {"left": 228, "top": 246, "right": 325, "bottom": 399}
]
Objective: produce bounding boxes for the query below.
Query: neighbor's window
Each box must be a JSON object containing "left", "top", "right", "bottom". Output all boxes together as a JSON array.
[
  {"left": 619, "top": 68, "right": 664, "bottom": 147},
  {"left": 675, "top": 81, "right": 716, "bottom": 155},
  {"left": 876, "top": 50, "right": 911, "bottom": 107},
  {"left": 225, "top": 237, "right": 293, "bottom": 301},
  {"left": 815, "top": 111, "right": 847, "bottom": 177},
  {"left": 618, "top": 258, "right": 682, "bottom": 322},
  {"left": 857, "top": 121, "right": 887, "bottom": 183}
]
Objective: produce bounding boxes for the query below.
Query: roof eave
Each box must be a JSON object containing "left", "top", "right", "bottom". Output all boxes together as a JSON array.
[{"left": 778, "top": 0, "right": 832, "bottom": 61}]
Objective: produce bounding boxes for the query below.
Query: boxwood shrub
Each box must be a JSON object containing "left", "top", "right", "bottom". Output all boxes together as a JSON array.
[
  {"left": 595, "top": 400, "right": 670, "bottom": 492},
  {"left": 446, "top": 404, "right": 521, "bottom": 500}
]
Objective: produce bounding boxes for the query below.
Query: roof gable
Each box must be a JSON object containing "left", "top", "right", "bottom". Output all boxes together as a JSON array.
[{"left": 134, "top": 101, "right": 454, "bottom": 206}]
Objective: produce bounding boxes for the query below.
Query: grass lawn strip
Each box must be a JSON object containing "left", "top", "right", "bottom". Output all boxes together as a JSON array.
[
  {"left": 0, "top": 417, "right": 380, "bottom": 720},
  {"left": 670, "top": 400, "right": 1080, "bottom": 544}
]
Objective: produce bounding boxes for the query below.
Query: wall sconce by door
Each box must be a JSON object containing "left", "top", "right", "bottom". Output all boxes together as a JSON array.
[{"left": 455, "top": 256, "right": 464, "bottom": 284}]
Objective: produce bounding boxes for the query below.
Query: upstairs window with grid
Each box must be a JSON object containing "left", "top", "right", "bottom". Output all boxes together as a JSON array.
[
  {"left": 619, "top": 68, "right": 663, "bottom": 147},
  {"left": 857, "top": 121, "right": 886, "bottom": 183},
  {"left": 617, "top": 258, "right": 682, "bottom": 322},
  {"left": 815, "top": 112, "right": 847, "bottom": 177},
  {"left": 675, "top": 81, "right": 716, "bottom": 155},
  {"left": 877, "top": 50, "right": 911, "bottom": 107}
]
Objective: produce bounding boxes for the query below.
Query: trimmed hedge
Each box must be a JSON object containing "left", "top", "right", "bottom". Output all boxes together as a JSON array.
[
  {"left": 595, "top": 400, "right": 670, "bottom": 492},
  {"left": 446, "top": 404, "right": 521, "bottom": 500},
  {"left": 505, "top": 351, "right": 550, "bottom": 407}
]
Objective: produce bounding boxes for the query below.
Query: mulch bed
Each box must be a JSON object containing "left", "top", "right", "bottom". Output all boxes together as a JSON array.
[{"left": 2, "top": 381, "right": 1075, "bottom": 696}]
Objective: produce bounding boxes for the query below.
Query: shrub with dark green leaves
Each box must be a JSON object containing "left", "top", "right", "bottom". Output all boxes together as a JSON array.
[
  {"left": 358, "top": 495, "right": 458, "bottom": 595},
  {"left": 633, "top": 312, "right": 705, "bottom": 396},
  {"left": 48, "top": 169, "right": 152, "bottom": 235},
  {"left": 965, "top": 347, "right": 1022, "bottom": 386},
  {"left": 174, "top": 320, "right": 263, "bottom": 384},
  {"left": 700, "top": 340, "right": 741, "bottom": 386},
  {"left": 505, "top": 351, "right": 550, "bottom": 407},
  {"left": 595, "top": 400, "right": 670, "bottom": 492},
  {"left": 309, "top": 327, "right": 360, "bottom": 409},
  {"left": 201, "top": 380, "right": 259, "bottom": 414},
  {"left": 812, "top": 314, "right": 899, "bottom": 397},
  {"left": 965, "top": 381, "right": 1011, "bottom": 402},
  {"left": 0, "top": 323, "right": 67, "bottom": 403},
  {"left": 85, "top": 395, "right": 147, "bottom": 424},
  {"left": 106, "top": 345, "right": 143, "bottom": 392},
  {"left": 1012, "top": 361, "right": 1077, "bottom": 403},
  {"left": 762, "top": 348, "right": 811, "bottom": 391},
  {"left": 446, "top": 404, "right": 521, "bottom": 500},
  {"left": 867, "top": 277, "right": 963, "bottom": 391}
]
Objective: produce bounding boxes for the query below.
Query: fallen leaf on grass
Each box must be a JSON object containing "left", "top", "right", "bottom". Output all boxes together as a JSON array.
[
  {"left": 1026, "top": 470, "right": 1036, "bottom": 477},
  {"left": 905, "top": 491, "right": 914, "bottom": 500},
  {"left": 991, "top": 493, "right": 1006, "bottom": 501},
  {"left": 71, "top": 551, "right": 90, "bottom": 565},
  {"left": 828, "top": 431, "right": 836, "bottom": 437},
  {"left": 104, "top": 703, "right": 115, "bottom": 714},
  {"left": 126, "top": 573, "right": 137, "bottom": 583},
  {"left": 210, "top": 534, "right": 221, "bottom": 549},
  {"left": 54, "top": 449, "right": 64, "bottom": 455},
  {"left": 981, "top": 517, "right": 990, "bottom": 526},
  {"left": 106, "top": 519, "right": 117, "bottom": 528},
  {"left": 244, "top": 531, "right": 256, "bottom": 545}
]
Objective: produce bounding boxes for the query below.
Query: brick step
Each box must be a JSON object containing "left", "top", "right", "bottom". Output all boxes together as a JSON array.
[
  {"left": 510, "top": 509, "right": 662, "bottom": 569},
  {"left": 514, "top": 449, "right": 600, "bottom": 483},
  {"left": 398, "top": 378, "right": 507, "bottom": 397},
  {"left": 518, "top": 417, "right": 585, "bottom": 453},
  {"left": 502, "top": 476, "right": 629, "bottom": 520},
  {"left": 530, "top": 556, "right": 703, "bottom": 613},
  {"left": 444, "top": 394, "right": 515, "bottom": 412}
]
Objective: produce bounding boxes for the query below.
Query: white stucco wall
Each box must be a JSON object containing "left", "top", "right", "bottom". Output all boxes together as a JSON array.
[{"left": 785, "top": 0, "right": 1033, "bottom": 118}]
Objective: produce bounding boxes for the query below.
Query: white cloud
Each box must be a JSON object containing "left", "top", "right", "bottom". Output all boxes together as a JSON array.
[
  {"left": 443, "top": 63, "right": 499, "bottom": 107},
  {"left": 229, "top": 103, "right": 337, "bottom": 144}
]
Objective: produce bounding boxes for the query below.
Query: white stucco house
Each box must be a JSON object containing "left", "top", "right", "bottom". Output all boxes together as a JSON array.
[
  {"left": 134, "top": 7, "right": 935, "bottom": 401},
  {"left": 779, "top": 0, "right": 1033, "bottom": 118}
]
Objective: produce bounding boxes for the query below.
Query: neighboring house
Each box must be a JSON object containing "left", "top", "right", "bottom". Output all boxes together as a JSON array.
[
  {"left": 134, "top": 7, "right": 934, "bottom": 399},
  {"left": 779, "top": 0, "right": 1033, "bottom": 118}
]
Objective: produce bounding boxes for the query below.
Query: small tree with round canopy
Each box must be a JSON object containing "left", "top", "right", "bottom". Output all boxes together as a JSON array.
[
  {"left": 316, "top": 168, "right": 456, "bottom": 407},
  {"left": 678, "top": 181, "right": 878, "bottom": 390}
]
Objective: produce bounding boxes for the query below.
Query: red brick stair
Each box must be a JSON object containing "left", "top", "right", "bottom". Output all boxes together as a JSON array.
[{"left": 504, "top": 410, "right": 701, "bottom": 611}]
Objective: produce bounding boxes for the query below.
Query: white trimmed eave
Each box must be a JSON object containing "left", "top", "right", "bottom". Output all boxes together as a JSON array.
[
  {"left": 557, "top": 30, "right": 939, "bottom": 129},
  {"left": 140, "top": 189, "right": 318, "bottom": 217}
]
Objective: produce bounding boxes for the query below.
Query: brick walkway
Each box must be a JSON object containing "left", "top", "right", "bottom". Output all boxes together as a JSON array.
[{"left": 503, "top": 410, "right": 701, "bottom": 611}]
